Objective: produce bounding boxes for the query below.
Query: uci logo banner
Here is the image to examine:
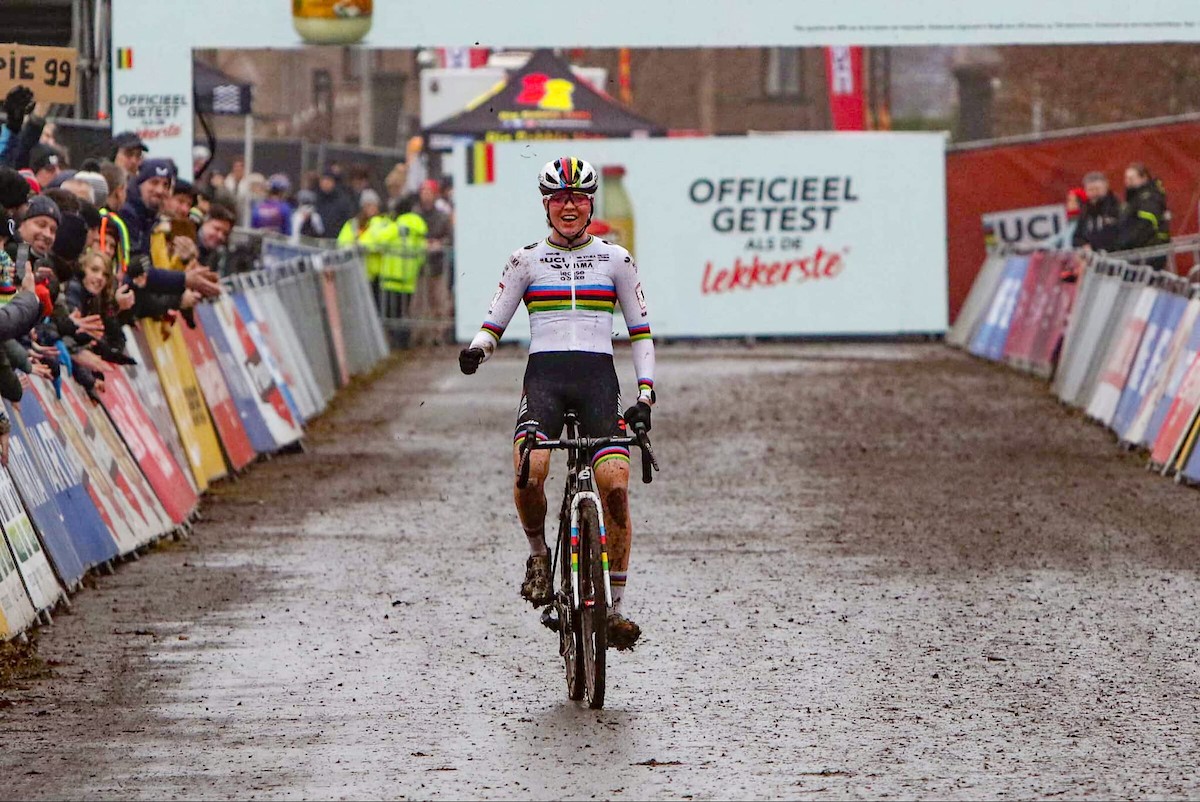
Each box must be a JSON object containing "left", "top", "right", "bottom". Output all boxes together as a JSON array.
[{"left": 981, "top": 204, "right": 1067, "bottom": 253}]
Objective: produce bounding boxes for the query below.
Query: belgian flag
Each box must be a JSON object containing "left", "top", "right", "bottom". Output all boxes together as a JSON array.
[
  {"left": 466, "top": 141, "right": 494, "bottom": 185},
  {"left": 116, "top": 48, "right": 134, "bottom": 69}
]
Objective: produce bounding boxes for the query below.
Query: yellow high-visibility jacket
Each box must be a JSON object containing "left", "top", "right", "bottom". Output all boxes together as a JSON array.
[
  {"left": 383, "top": 212, "right": 428, "bottom": 294},
  {"left": 338, "top": 215, "right": 398, "bottom": 280}
]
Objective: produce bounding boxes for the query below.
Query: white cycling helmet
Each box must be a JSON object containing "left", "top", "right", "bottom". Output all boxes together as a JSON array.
[{"left": 538, "top": 157, "right": 599, "bottom": 196}]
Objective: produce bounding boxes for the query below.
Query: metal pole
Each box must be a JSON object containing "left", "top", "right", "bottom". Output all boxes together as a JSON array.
[
  {"left": 359, "top": 49, "right": 374, "bottom": 147},
  {"left": 72, "top": 0, "right": 84, "bottom": 119},
  {"left": 242, "top": 114, "right": 254, "bottom": 226},
  {"left": 95, "top": 0, "right": 108, "bottom": 120}
]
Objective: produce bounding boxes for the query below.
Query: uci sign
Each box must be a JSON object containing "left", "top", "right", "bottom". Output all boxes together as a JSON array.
[{"left": 981, "top": 204, "right": 1068, "bottom": 253}]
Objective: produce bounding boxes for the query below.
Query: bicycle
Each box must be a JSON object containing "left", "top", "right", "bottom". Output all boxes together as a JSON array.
[{"left": 516, "top": 409, "right": 659, "bottom": 709}]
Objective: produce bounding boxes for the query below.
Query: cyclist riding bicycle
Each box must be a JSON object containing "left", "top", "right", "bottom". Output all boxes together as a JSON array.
[{"left": 459, "top": 156, "right": 655, "bottom": 650}]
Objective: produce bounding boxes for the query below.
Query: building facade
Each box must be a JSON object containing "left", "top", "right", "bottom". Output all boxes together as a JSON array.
[{"left": 196, "top": 47, "right": 832, "bottom": 149}]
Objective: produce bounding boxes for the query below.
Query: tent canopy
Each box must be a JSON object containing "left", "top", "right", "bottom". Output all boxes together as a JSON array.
[
  {"left": 425, "top": 49, "right": 666, "bottom": 148},
  {"left": 194, "top": 60, "right": 253, "bottom": 116}
]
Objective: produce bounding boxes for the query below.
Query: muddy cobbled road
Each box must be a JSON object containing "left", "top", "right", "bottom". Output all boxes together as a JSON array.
[{"left": 4, "top": 342, "right": 1200, "bottom": 800}]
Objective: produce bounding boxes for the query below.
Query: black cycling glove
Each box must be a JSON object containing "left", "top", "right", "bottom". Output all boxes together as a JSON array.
[
  {"left": 459, "top": 347, "right": 485, "bottom": 375},
  {"left": 624, "top": 401, "right": 652, "bottom": 432}
]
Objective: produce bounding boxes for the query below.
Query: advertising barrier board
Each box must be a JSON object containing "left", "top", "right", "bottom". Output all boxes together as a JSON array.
[
  {"left": 142, "top": 323, "right": 228, "bottom": 488},
  {"left": 1137, "top": 300, "right": 1200, "bottom": 449},
  {"left": 194, "top": 303, "right": 280, "bottom": 456},
  {"left": 80, "top": 382, "right": 175, "bottom": 539},
  {"left": 1026, "top": 254, "right": 1079, "bottom": 377},
  {"left": 3, "top": 400, "right": 86, "bottom": 587},
  {"left": 1112, "top": 292, "right": 1187, "bottom": 442},
  {"left": 242, "top": 283, "right": 323, "bottom": 421},
  {"left": 0, "top": 535, "right": 35, "bottom": 639},
  {"left": 231, "top": 294, "right": 304, "bottom": 425},
  {"left": 0, "top": 464, "right": 62, "bottom": 614},
  {"left": 947, "top": 254, "right": 1006, "bottom": 349},
  {"left": 970, "top": 256, "right": 1029, "bottom": 360},
  {"left": 211, "top": 296, "right": 302, "bottom": 448},
  {"left": 26, "top": 379, "right": 143, "bottom": 554},
  {"left": 1150, "top": 319, "right": 1200, "bottom": 468},
  {"left": 1052, "top": 261, "right": 1101, "bottom": 397},
  {"left": 1077, "top": 274, "right": 1142, "bottom": 410},
  {"left": 1087, "top": 285, "right": 1157, "bottom": 426},
  {"left": 7, "top": 389, "right": 119, "bottom": 571},
  {"left": 180, "top": 318, "right": 257, "bottom": 472},
  {"left": 1002, "top": 252, "right": 1054, "bottom": 369},
  {"left": 318, "top": 269, "right": 351, "bottom": 388},
  {"left": 124, "top": 327, "right": 199, "bottom": 494},
  {"left": 1061, "top": 268, "right": 1122, "bottom": 406},
  {"left": 99, "top": 368, "right": 198, "bottom": 525},
  {"left": 57, "top": 381, "right": 171, "bottom": 544},
  {"left": 258, "top": 282, "right": 329, "bottom": 412}
]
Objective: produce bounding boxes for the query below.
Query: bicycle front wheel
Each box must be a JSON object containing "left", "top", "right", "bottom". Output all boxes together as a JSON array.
[
  {"left": 560, "top": 514, "right": 584, "bottom": 701},
  {"left": 578, "top": 500, "right": 607, "bottom": 709}
]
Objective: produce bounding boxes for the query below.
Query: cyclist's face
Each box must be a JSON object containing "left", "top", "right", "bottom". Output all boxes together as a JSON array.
[{"left": 546, "top": 191, "right": 592, "bottom": 237}]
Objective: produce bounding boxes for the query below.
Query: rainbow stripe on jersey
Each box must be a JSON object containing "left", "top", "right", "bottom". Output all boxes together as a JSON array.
[
  {"left": 629, "top": 324, "right": 652, "bottom": 342},
  {"left": 524, "top": 284, "right": 617, "bottom": 315}
]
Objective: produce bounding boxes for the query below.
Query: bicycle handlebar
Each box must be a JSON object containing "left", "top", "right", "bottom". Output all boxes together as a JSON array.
[
  {"left": 515, "top": 423, "right": 660, "bottom": 487},
  {"left": 516, "top": 424, "right": 536, "bottom": 489},
  {"left": 633, "top": 424, "right": 658, "bottom": 485}
]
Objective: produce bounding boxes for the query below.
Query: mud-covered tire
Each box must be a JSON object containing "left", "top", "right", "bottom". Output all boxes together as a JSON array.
[
  {"left": 560, "top": 517, "right": 584, "bottom": 701},
  {"left": 579, "top": 500, "right": 607, "bottom": 709}
]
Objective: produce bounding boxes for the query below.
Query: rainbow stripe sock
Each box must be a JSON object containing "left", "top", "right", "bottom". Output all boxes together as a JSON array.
[{"left": 611, "top": 572, "right": 627, "bottom": 612}]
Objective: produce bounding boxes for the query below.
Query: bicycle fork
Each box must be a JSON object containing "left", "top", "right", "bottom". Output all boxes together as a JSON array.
[{"left": 570, "top": 480, "right": 613, "bottom": 610}]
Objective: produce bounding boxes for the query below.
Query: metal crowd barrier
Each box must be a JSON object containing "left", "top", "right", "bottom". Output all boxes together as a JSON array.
[
  {"left": 246, "top": 230, "right": 455, "bottom": 350},
  {"left": 949, "top": 234, "right": 1200, "bottom": 486},
  {"left": 234, "top": 238, "right": 390, "bottom": 389}
]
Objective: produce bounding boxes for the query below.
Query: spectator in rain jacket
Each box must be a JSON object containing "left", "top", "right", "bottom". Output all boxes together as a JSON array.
[
  {"left": 1072, "top": 172, "right": 1121, "bottom": 253},
  {"left": 338, "top": 189, "right": 397, "bottom": 292},
  {"left": 386, "top": 199, "right": 427, "bottom": 296},
  {"left": 316, "top": 171, "right": 356, "bottom": 239},
  {"left": 1117, "top": 163, "right": 1170, "bottom": 269},
  {"left": 252, "top": 174, "right": 295, "bottom": 236}
]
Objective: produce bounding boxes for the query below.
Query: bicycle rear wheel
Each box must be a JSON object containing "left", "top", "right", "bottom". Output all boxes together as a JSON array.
[{"left": 578, "top": 500, "right": 607, "bottom": 709}]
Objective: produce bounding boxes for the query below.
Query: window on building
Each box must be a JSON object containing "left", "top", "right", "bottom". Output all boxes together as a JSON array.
[{"left": 764, "top": 48, "right": 806, "bottom": 99}]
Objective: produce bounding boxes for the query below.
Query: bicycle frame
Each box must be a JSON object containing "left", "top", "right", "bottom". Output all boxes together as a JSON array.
[{"left": 517, "top": 411, "right": 657, "bottom": 611}]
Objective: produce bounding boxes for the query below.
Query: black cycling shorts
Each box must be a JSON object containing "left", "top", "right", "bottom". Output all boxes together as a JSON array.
[{"left": 515, "top": 352, "right": 628, "bottom": 464}]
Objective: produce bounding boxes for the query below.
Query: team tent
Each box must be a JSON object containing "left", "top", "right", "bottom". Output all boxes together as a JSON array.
[{"left": 425, "top": 49, "right": 667, "bottom": 150}]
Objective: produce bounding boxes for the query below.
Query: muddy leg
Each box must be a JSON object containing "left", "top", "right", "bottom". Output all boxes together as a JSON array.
[
  {"left": 595, "top": 459, "right": 631, "bottom": 611},
  {"left": 513, "top": 443, "right": 551, "bottom": 553}
]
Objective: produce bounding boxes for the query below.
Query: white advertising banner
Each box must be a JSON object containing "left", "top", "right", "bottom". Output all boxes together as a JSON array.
[
  {"left": 112, "top": 1, "right": 1200, "bottom": 49},
  {"left": 109, "top": 43, "right": 194, "bottom": 178},
  {"left": 111, "top": 0, "right": 1200, "bottom": 176},
  {"left": 453, "top": 134, "right": 948, "bottom": 341}
]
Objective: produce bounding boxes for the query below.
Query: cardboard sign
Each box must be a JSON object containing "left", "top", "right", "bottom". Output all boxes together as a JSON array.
[{"left": 0, "top": 44, "right": 78, "bottom": 105}]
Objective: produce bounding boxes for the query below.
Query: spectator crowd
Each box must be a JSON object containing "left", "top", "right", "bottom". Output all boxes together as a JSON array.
[
  {"left": 189, "top": 143, "right": 456, "bottom": 344},
  {"left": 0, "top": 85, "right": 234, "bottom": 461}
]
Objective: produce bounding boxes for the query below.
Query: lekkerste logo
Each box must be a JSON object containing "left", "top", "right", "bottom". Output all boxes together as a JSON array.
[{"left": 689, "top": 176, "right": 859, "bottom": 295}]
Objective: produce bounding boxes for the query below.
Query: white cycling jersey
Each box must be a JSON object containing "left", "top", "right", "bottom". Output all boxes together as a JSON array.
[{"left": 468, "top": 235, "right": 656, "bottom": 401}]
